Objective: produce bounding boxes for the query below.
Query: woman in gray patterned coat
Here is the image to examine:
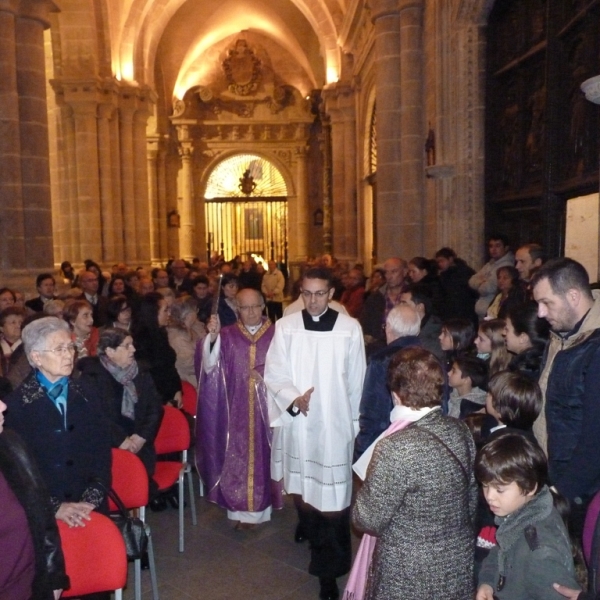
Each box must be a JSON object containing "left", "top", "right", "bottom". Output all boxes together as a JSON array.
[{"left": 352, "top": 347, "right": 478, "bottom": 600}]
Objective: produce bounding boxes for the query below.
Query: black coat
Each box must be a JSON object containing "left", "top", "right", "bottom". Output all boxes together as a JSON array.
[
  {"left": 508, "top": 346, "right": 545, "bottom": 381},
  {"left": 438, "top": 259, "right": 478, "bottom": 324},
  {"left": 4, "top": 372, "right": 112, "bottom": 513},
  {"left": 132, "top": 326, "right": 181, "bottom": 403},
  {"left": 0, "top": 429, "right": 70, "bottom": 600},
  {"left": 76, "top": 357, "right": 163, "bottom": 480}
]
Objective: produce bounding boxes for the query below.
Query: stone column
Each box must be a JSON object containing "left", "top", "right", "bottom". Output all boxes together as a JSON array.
[
  {"left": 119, "top": 100, "right": 137, "bottom": 263},
  {"left": 157, "top": 146, "right": 169, "bottom": 264},
  {"left": 71, "top": 99, "right": 103, "bottom": 260},
  {"left": 133, "top": 107, "right": 151, "bottom": 262},
  {"left": 147, "top": 138, "right": 160, "bottom": 265},
  {"left": 98, "top": 103, "right": 119, "bottom": 262},
  {"left": 398, "top": 0, "right": 425, "bottom": 257},
  {"left": 320, "top": 115, "right": 333, "bottom": 254},
  {"left": 294, "top": 145, "right": 309, "bottom": 261},
  {"left": 109, "top": 105, "right": 123, "bottom": 254},
  {"left": 371, "top": 0, "right": 402, "bottom": 259},
  {"left": 177, "top": 125, "right": 195, "bottom": 262},
  {"left": 328, "top": 103, "right": 345, "bottom": 256},
  {"left": 62, "top": 104, "right": 80, "bottom": 261},
  {"left": 0, "top": 0, "right": 26, "bottom": 271}
]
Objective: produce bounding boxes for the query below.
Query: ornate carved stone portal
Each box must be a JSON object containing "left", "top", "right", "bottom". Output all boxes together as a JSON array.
[{"left": 169, "top": 36, "right": 316, "bottom": 264}]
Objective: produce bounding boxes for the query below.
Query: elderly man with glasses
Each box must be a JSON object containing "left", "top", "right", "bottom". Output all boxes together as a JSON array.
[
  {"left": 4, "top": 317, "right": 111, "bottom": 528},
  {"left": 265, "top": 267, "right": 366, "bottom": 600},
  {"left": 195, "top": 287, "right": 281, "bottom": 529}
]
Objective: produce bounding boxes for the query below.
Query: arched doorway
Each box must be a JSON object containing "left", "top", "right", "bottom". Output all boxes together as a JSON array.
[{"left": 204, "top": 154, "right": 288, "bottom": 263}]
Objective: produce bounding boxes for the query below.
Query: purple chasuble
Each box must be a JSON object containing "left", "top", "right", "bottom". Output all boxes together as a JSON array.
[{"left": 195, "top": 318, "right": 281, "bottom": 513}]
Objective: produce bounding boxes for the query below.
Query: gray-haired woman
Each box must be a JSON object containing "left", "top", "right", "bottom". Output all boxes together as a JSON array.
[
  {"left": 77, "top": 327, "right": 163, "bottom": 496},
  {"left": 4, "top": 317, "right": 111, "bottom": 528}
]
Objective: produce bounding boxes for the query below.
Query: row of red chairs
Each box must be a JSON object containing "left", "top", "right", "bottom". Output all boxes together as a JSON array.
[{"left": 58, "top": 403, "right": 198, "bottom": 599}]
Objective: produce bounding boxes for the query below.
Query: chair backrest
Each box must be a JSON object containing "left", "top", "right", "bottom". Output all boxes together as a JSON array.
[
  {"left": 109, "top": 448, "right": 149, "bottom": 511},
  {"left": 583, "top": 489, "right": 600, "bottom": 564},
  {"left": 59, "top": 512, "right": 127, "bottom": 597},
  {"left": 154, "top": 405, "right": 190, "bottom": 455},
  {"left": 181, "top": 380, "right": 198, "bottom": 417}
]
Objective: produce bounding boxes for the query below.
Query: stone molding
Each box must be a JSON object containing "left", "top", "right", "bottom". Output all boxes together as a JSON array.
[{"left": 50, "top": 77, "right": 156, "bottom": 123}]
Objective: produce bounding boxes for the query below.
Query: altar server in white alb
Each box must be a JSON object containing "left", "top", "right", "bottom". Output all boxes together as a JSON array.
[{"left": 265, "top": 267, "right": 366, "bottom": 600}]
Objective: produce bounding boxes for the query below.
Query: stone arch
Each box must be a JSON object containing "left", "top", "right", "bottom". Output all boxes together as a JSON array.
[
  {"left": 198, "top": 150, "right": 294, "bottom": 262},
  {"left": 198, "top": 149, "right": 297, "bottom": 199}
]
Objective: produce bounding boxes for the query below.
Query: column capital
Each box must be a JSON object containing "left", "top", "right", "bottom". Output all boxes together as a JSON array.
[
  {"left": 322, "top": 83, "right": 355, "bottom": 122},
  {"left": 175, "top": 122, "right": 196, "bottom": 143},
  {"left": 371, "top": 0, "right": 400, "bottom": 23},
  {"left": 0, "top": 0, "right": 19, "bottom": 15},
  {"left": 16, "top": 0, "right": 59, "bottom": 28}
]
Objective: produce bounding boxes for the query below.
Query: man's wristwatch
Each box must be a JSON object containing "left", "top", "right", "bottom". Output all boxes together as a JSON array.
[{"left": 287, "top": 402, "right": 300, "bottom": 417}]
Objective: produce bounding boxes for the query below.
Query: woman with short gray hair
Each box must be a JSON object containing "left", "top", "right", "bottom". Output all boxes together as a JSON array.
[
  {"left": 5, "top": 316, "right": 111, "bottom": 528},
  {"left": 77, "top": 327, "right": 163, "bottom": 498}
]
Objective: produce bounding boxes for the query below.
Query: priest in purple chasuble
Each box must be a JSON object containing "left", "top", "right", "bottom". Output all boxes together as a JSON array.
[{"left": 195, "top": 288, "right": 282, "bottom": 527}]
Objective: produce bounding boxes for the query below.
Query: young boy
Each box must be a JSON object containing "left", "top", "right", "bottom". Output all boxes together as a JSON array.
[
  {"left": 476, "top": 432, "right": 580, "bottom": 600},
  {"left": 447, "top": 355, "right": 488, "bottom": 419},
  {"left": 484, "top": 370, "right": 541, "bottom": 439}
]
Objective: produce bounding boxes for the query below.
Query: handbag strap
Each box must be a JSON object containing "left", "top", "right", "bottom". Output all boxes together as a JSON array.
[
  {"left": 94, "top": 478, "right": 130, "bottom": 518},
  {"left": 417, "top": 426, "right": 470, "bottom": 486}
]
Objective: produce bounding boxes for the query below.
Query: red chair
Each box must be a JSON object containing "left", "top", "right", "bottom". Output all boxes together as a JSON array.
[
  {"left": 153, "top": 405, "right": 197, "bottom": 552},
  {"left": 110, "top": 448, "right": 159, "bottom": 600},
  {"left": 180, "top": 380, "right": 205, "bottom": 497},
  {"left": 181, "top": 380, "right": 198, "bottom": 417},
  {"left": 58, "top": 512, "right": 127, "bottom": 599}
]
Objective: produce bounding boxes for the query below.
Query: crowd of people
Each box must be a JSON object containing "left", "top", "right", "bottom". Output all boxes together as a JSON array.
[{"left": 1, "top": 238, "right": 600, "bottom": 600}]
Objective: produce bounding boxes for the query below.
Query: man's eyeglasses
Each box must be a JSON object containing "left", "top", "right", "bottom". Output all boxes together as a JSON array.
[
  {"left": 238, "top": 304, "right": 264, "bottom": 312},
  {"left": 300, "top": 290, "right": 330, "bottom": 299},
  {"left": 39, "top": 344, "right": 76, "bottom": 356}
]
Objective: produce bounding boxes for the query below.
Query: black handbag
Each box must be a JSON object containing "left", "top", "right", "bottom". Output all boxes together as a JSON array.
[{"left": 104, "top": 485, "right": 148, "bottom": 561}]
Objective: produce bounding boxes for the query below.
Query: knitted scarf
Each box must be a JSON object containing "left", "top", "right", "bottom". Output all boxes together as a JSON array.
[{"left": 99, "top": 355, "right": 139, "bottom": 419}]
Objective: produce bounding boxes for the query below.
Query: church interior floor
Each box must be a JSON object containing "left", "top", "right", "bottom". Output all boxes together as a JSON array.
[{"left": 124, "top": 480, "right": 357, "bottom": 599}]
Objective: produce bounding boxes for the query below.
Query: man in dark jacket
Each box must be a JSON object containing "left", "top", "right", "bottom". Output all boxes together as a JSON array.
[
  {"left": 532, "top": 257, "right": 600, "bottom": 538},
  {"left": 25, "top": 273, "right": 56, "bottom": 313},
  {"left": 354, "top": 304, "right": 421, "bottom": 461}
]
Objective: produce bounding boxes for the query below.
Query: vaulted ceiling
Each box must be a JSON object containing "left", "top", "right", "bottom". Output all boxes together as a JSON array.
[{"left": 104, "top": 0, "right": 346, "bottom": 111}]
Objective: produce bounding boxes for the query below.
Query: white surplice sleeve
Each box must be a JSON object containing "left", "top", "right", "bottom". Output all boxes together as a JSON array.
[
  {"left": 347, "top": 320, "right": 367, "bottom": 436},
  {"left": 201, "top": 333, "right": 221, "bottom": 373},
  {"left": 264, "top": 320, "right": 302, "bottom": 427}
]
